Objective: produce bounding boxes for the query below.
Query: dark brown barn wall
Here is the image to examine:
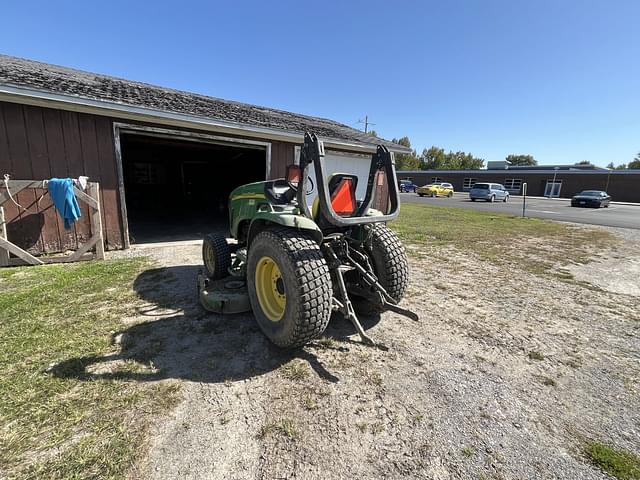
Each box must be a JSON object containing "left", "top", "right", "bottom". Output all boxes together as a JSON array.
[
  {"left": 0, "top": 101, "right": 300, "bottom": 255},
  {"left": 269, "top": 141, "right": 294, "bottom": 179},
  {"left": 1, "top": 98, "right": 393, "bottom": 256},
  {"left": 0, "top": 101, "right": 123, "bottom": 253}
]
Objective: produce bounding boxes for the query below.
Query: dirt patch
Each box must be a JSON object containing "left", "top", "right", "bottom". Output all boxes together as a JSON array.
[
  {"left": 102, "top": 227, "right": 639, "bottom": 479},
  {"left": 567, "top": 227, "right": 640, "bottom": 297}
]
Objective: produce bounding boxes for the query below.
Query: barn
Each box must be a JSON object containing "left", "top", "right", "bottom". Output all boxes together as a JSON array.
[{"left": 0, "top": 54, "right": 409, "bottom": 256}]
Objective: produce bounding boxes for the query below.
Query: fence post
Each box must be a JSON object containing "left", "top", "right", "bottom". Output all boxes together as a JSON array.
[
  {"left": 88, "top": 183, "right": 105, "bottom": 260},
  {"left": 0, "top": 207, "right": 9, "bottom": 266}
]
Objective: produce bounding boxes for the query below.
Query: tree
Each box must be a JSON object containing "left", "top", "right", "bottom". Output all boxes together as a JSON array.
[
  {"left": 397, "top": 155, "right": 421, "bottom": 170},
  {"left": 420, "top": 146, "right": 447, "bottom": 169},
  {"left": 393, "top": 136, "right": 411, "bottom": 149},
  {"left": 419, "top": 146, "right": 484, "bottom": 169},
  {"left": 575, "top": 160, "right": 593, "bottom": 166},
  {"left": 394, "top": 139, "right": 484, "bottom": 170},
  {"left": 367, "top": 130, "right": 378, "bottom": 137},
  {"left": 607, "top": 162, "right": 630, "bottom": 169},
  {"left": 505, "top": 154, "right": 537, "bottom": 166},
  {"left": 628, "top": 159, "right": 640, "bottom": 169},
  {"left": 444, "top": 151, "right": 485, "bottom": 169},
  {"left": 392, "top": 136, "right": 421, "bottom": 170}
]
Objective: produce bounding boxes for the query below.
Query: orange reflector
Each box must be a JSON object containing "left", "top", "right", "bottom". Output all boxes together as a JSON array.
[
  {"left": 331, "top": 178, "right": 356, "bottom": 216},
  {"left": 286, "top": 164, "right": 301, "bottom": 185}
]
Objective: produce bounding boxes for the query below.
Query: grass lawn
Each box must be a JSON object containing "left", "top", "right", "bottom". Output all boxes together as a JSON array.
[
  {"left": 0, "top": 258, "right": 180, "bottom": 479},
  {"left": 392, "top": 203, "right": 614, "bottom": 275},
  {"left": 586, "top": 441, "right": 640, "bottom": 480}
]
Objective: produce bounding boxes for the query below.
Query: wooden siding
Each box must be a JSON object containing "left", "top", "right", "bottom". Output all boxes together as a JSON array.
[
  {"left": 269, "top": 141, "right": 294, "bottom": 179},
  {"left": 0, "top": 101, "right": 298, "bottom": 254},
  {"left": 0, "top": 102, "right": 122, "bottom": 253}
]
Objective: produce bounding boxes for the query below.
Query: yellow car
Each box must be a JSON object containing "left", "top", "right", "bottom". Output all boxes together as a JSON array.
[{"left": 417, "top": 182, "right": 454, "bottom": 198}]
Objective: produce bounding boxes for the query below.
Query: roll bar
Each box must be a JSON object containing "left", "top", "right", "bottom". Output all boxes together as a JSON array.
[{"left": 296, "top": 132, "right": 401, "bottom": 226}]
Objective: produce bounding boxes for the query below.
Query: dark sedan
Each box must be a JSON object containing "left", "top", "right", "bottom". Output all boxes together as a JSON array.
[
  {"left": 399, "top": 180, "right": 418, "bottom": 193},
  {"left": 571, "top": 190, "right": 611, "bottom": 208}
]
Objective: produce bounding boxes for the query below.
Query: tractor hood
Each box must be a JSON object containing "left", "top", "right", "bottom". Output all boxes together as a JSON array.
[
  {"left": 228, "top": 180, "right": 323, "bottom": 245},
  {"left": 229, "top": 181, "right": 269, "bottom": 202}
]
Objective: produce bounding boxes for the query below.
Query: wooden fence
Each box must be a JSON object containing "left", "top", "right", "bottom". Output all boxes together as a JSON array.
[{"left": 0, "top": 180, "right": 104, "bottom": 266}]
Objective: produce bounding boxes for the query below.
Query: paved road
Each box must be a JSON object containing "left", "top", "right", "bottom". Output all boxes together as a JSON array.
[{"left": 401, "top": 192, "right": 640, "bottom": 229}]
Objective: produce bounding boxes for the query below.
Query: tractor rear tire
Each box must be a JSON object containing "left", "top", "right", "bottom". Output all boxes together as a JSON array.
[
  {"left": 353, "top": 224, "right": 409, "bottom": 315},
  {"left": 203, "top": 233, "right": 232, "bottom": 279},
  {"left": 247, "top": 228, "right": 333, "bottom": 348}
]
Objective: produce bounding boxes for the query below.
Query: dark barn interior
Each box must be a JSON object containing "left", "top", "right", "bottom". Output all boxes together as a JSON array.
[{"left": 120, "top": 133, "right": 266, "bottom": 243}]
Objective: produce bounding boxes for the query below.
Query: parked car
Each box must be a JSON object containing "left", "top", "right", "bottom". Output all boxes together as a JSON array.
[
  {"left": 398, "top": 179, "right": 418, "bottom": 193},
  {"left": 571, "top": 190, "right": 611, "bottom": 208},
  {"left": 469, "top": 183, "right": 509, "bottom": 202},
  {"left": 417, "top": 182, "right": 454, "bottom": 197}
]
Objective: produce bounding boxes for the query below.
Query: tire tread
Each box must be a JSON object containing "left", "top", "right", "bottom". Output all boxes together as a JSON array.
[
  {"left": 250, "top": 228, "right": 332, "bottom": 348},
  {"left": 203, "top": 233, "right": 232, "bottom": 279},
  {"left": 355, "top": 224, "right": 409, "bottom": 314}
]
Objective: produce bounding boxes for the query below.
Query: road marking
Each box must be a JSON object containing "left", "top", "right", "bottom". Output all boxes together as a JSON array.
[{"left": 528, "top": 210, "right": 559, "bottom": 214}]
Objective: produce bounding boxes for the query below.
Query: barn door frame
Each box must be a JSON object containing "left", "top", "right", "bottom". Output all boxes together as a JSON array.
[{"left": 112, "top": 122, "right": 271, "bottom": 248}]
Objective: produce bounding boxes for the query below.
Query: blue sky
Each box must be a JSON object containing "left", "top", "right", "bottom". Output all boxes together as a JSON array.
[{"left": 2, "top": 0, "right": 639, "bottom": 166}]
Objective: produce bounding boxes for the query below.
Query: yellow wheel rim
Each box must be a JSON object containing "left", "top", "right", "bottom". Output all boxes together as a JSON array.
[{"left": 255, "top": 256, "right": 286, "bottom": 322}]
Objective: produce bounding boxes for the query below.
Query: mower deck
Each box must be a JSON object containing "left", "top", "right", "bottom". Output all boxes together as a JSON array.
[{"left": 198, "top": 274, "right": 251, "bottom": 314}]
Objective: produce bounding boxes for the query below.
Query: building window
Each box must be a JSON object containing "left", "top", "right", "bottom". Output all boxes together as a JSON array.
[
  {"left": 431, "top": 177, "right": 443, "bottom": 183},
  {"left": 504, "top": 178, "right": 522, "bottom": 192},
  {"left": 544, "top": 180, "right": 562, "bottom": 198},
  {"left": 463, "top": 178, "right": 477, "bottom": 190}
]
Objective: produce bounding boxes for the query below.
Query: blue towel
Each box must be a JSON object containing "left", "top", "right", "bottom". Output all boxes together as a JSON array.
[{"left": 48, "top": 178, "right": 81, "bottom": 229}]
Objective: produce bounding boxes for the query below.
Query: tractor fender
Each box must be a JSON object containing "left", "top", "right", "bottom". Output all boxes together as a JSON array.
[{"left": 247, "top": 213, "right": 323, "bottom": 246}]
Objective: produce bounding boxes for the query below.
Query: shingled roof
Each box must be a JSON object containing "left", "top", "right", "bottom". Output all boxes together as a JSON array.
[{"left": 0, "top": 54, "right": 409, "bottom": 153}]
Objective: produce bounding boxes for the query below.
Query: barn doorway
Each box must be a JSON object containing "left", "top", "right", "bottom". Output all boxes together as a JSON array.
[{"left": 118, "top": 129, "right": 268, "bottom": 244}]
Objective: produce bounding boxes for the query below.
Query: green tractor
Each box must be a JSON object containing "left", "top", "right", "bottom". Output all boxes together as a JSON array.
[{"left": 198, "top": 132, "right": 416, "bottom": 348}]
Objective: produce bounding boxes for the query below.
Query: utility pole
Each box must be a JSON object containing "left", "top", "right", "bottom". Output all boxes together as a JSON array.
[
  {"left": 358, "top": 115, "right": 376, "bottom": 134},
  {"left": 550, "top": 166, "right": 560, "bottom": 197},
  {"left": 605, "top": 167, "right": 612, "bottom": 192}
]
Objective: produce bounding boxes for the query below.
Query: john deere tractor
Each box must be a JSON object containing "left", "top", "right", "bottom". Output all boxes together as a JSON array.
[{"left": 198, "top": 132, "right": 416, "bottom": 348}]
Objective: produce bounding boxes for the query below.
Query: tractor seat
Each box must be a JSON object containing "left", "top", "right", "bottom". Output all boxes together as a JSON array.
[{"left": 265, "top": 180, "right": 295, "bottom": 205}]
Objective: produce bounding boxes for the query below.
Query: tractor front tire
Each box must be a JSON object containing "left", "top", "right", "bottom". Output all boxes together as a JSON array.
[
  {"left": 203, "top": 233, "right": 232, "bottom": 279},
  {"left": 354, "top": 224, "right": 409, "bottom": 315},
  {"left": 247, "top": 228, "right": 333, "bottom": 348}
]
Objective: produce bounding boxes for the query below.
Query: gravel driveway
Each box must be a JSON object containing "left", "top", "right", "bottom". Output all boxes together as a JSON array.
[{"left": 109, "top": 227, "right": 639, "bottom": 480}]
